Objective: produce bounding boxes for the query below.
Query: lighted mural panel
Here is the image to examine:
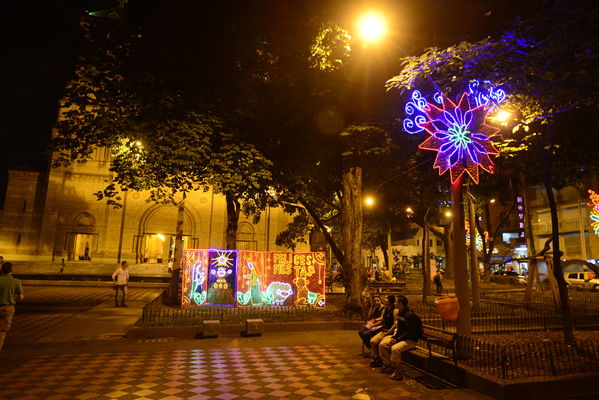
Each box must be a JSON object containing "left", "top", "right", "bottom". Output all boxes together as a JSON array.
[
  {"left": 181, "top": 249, "right": 326, "bottom": 308},
  {"left": 181, "top": 249, "right": 209, "bottom": 309},
  {"left": 236, "top": 250, "right": 267, "bottom": 306},
  {"left": 291, "top": 252, "right": 326, "bottom": 307},
  {"left": 206, "top": 249, "right": 238, "bottom": 306}
]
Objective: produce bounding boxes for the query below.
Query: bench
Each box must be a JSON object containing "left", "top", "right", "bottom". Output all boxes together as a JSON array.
[
  {"left": 420, "top": 325, "right": 457, "bottom": 366},
  {"left": 368, "top": 281, "right": 407, "bottom": 295}
]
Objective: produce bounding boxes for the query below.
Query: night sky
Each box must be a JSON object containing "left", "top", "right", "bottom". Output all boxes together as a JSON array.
[{"left": 0, "top": 0, "right": 533, "bottom": 200}]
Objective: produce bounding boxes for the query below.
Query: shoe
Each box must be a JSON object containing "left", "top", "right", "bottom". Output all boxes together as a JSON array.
[
  {"left": 362, "top": 353, "right": 371, "bottom": 358},
  {"left": 380, "top": 365, "right": 393, "bottom": 373},
  {"left": 121, "top": 304, "right": 128, "bottom": 307},
  {"left": 115, "top": 304, "right": 120, "bottom": 307},
  {"left": 390, "top": 371, "right": 404, "bottom": 381},
  {"left": 370, "top": 359, "right": 382, "bottom": 368}
]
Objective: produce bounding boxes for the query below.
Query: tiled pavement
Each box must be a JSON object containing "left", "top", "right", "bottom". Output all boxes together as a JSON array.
[
  {"left": 0, "top": 337, "right": 491, "bottom": 400},
  {"left": 0, "top": 285, "right": 491, "bottom": 399},
  {"left": 7, "top": 286, "right": 163, "bottom": 344}
]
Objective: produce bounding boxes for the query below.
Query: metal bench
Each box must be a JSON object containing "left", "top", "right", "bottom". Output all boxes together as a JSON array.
[
  {"left": 420, "top": 325, "right": 458, "bottom": 366},
  {"left": 368, "top": 281, "right": 407, "bottom": 295}
]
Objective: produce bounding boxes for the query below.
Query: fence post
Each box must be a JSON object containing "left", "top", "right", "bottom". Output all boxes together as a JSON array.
[{"left": 501, "top": 347, "right": 507, "bottom": 379}]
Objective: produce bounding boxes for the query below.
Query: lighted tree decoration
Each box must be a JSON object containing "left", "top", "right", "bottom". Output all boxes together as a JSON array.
[{"left": 402, "top": 79, "right": 505, "bottom": 334}]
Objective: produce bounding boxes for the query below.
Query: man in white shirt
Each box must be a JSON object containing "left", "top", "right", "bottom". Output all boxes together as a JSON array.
[{"left": 112, "top": 261, "right": 130, "bottom": 307}]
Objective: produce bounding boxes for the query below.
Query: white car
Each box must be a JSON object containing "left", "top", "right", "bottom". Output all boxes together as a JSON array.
[{"left": 563, "top": 271, "right": 599, "bottom": 291}]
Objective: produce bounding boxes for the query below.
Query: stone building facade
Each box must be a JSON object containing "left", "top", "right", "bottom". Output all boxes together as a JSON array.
[{"left": 0, "top": 147, "right": 306, "bottom": 269}]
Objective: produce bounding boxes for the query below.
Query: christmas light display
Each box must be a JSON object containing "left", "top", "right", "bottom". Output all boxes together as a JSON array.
[
  {"left": 465, "top": 220, "right": 484, "bottom": 252},
  {"left": 207, "top": 249, "right": 237, "bottom": 305},
  {"left": 403, "top": 80, "right": 506, "bottom": 183},
  {"left": 181, "top": 249, "right": 326, "bottom": 308},
  {"left": 588, "top": 190, "right": 599, "bottom": 236},
  {"left": 467, "top": 79, "right": 506, "bottom": 111},
  {"left": 419, "top": 92, "right": 500, "bottom": 184}
]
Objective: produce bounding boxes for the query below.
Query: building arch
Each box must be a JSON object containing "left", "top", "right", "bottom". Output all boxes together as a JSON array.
[
  {"left": 135, "top": 203, "right": 201, "bottom": 264},
  {"left": 64, "top": 210, "right": 97, "bottom": 261},
  {"left": 237, "top": 221, "right": 256, "bottom": 250}
]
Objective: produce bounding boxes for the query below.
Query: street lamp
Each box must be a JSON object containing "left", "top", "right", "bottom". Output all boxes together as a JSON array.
[
  {"left": 364, "top": 196, "right": 375, "bottom": 206},
  {"left": 357, "top": 12, "right": 387, "bottom": 44}
]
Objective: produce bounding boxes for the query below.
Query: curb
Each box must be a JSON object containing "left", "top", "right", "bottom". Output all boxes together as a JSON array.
[
  {"left": 21, "top": 280, "right": 169, "bottom": 288},
  {"left": 127, "top": 320, "right": 363, "bottom": 339}
]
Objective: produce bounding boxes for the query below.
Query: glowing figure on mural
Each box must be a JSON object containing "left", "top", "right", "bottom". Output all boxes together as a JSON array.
[
  {"left": 189, "top": 261, "right": 207, "bottom": 305},
  {"left": 263, "top": 281, "right": 293, "bottom": 305},
  {"left": 207, "top": 250, "right": 235, "bottom": 304},
  {"left": 294, "top": 275, "right": 325, "bottom": 307},
  {"left": 238, "top": 261, "right": 264, "bottom": 306}
]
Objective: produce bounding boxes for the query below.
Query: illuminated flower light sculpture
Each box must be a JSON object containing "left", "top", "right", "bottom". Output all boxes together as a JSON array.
[
  {"left": 404, "top": 80, "right": 505, "bottom": 184},
  {"left": 588, "top": 189, "right": 599, "bottom": 236},
  {"left": 419, "top": 92, "right": 500, "bottom": 184}
]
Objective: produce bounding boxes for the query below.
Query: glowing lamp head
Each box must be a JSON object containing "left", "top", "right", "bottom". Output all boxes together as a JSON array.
[
  {"left": 445, "top": 210, "right": 452, "bottom": 218},
  {"left": 357, "top": 13, "right": 386, "bottom": 43},
  {"left": 494, "top": 110, "right": 512, "bottom": 126},
  {"left": 364, "top": 196, "right": 375, "bottom": 206}
]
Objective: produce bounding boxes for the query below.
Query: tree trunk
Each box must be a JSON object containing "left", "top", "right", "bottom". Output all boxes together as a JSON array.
[
  {"left": 168, "top": 197, "right": 186, "bottom": 306},
  {"left": 468, "top": 194, "right": 480, "bottom": 310},
  {"left": 421, "top": 222, "right": 431, "bottom": 303},
  {"left": 381, "top": 233, "right": 390, "bottom": 271},
  {"left": 225, "top": 191, "right": 241, "bottom": 250},
  {"left": 540, "top": 132, "right": 574, "bottom": 344},
  {"left": 299, "top": 197, "right": 346, "bottom": 266},
  {"left": 518, "top": 173, "right": 539, "bottom": 304},
  {"left": 341, "top": 164, "right": 364, "bottom": 312},
  {"left": 452, "top": 176, "right": 471, "bottom": 335}
]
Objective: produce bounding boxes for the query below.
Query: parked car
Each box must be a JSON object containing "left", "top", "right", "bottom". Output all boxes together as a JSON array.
[
  {"left": 563, "top": 271, "right": 599, "bottom": 291},
  {"left": 491, "top": 270, "right": 526, "bottom": 285}
]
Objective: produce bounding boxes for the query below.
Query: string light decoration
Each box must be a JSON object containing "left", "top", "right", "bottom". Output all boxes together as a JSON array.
[
  {"left": 403, "top": 80, "right": 506, "bottom": 184},
  {"left": 181, "top": 249, "right": 326, "bottom": 308},
  {"left": 588, "top": 189, "right": 599, "bottom": 236}
]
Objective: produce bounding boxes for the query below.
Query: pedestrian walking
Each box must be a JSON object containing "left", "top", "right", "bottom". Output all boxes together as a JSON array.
[
  {"left": 433, "top": 271, "right": 443, "bottom": 293},
  {"left": 112, "top": 261, "right": 129, "bottom": 307},
  {"left": 0, "top": 262, "right": 24, "bottom": 352}
]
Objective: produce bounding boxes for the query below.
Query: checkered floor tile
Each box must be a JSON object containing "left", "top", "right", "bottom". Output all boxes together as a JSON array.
[{"left": 0, "top": 344, "right": 489, "bottom": 400}]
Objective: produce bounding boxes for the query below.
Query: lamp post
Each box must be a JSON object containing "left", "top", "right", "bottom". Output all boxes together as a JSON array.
[
  {"left": 399, "top": 80, "right": 506, "bottom": 335},
  {"left": 339, "top": 11, "right": 388, "bottom": 310}
]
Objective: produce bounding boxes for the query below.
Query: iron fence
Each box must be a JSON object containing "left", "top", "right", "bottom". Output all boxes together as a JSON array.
[
  {"left": 139, "top": 301, "right": 329, "bottom": 326},
  {"left": 455, "top": 335, "right": 599, "bottom": 379}
]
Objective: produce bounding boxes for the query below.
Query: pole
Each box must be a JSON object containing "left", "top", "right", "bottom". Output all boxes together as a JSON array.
[
  {"left": 468, "top": 193, "right": 480, "bottom": 310},
  {"left": 452, "top": 175, "right": 471, "bottom": 335}
]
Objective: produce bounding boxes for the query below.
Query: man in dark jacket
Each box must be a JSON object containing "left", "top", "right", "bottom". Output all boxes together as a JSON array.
[{"left": 379, "top": 295, "right": 423, "bottom": 380}]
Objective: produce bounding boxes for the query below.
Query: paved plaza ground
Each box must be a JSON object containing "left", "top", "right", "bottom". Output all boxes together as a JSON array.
[{"left": 0, "top": 285, "right": 492, "bottom": 400}]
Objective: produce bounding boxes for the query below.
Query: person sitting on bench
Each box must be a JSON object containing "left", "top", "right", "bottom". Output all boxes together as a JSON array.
[
  {"left": 368, "top": 295, "right": 396, "bottom": 367},
  {"left": 378, "top": 295, "right": 423, "bottom": 381},
  {"left": 358, "top": 295, "right": 384, "bottom": 353}
]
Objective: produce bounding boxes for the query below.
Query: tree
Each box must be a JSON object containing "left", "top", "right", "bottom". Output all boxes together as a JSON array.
[{"left": 386, "top": 0, "right": 599, "bottom": 342}]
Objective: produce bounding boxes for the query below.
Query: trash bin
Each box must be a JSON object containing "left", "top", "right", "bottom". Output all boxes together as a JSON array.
[{"left": 435, "top": 295, "right": 460, "bottom": 321}]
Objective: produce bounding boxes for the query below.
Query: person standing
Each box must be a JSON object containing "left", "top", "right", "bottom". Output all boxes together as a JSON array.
[
  {"left": 0, "top": 262, "right": 24, "bottom": 352},
  {"left": 433, "top": 271, "right": 443, "bottom": 293},
  {"left": 112, "top": 261, "right": 129, "bottom": 307}
]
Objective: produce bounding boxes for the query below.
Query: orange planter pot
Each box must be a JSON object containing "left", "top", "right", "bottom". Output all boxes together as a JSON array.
[{"left": 435, "top": 295, "right": 460, "bottom": 321}]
